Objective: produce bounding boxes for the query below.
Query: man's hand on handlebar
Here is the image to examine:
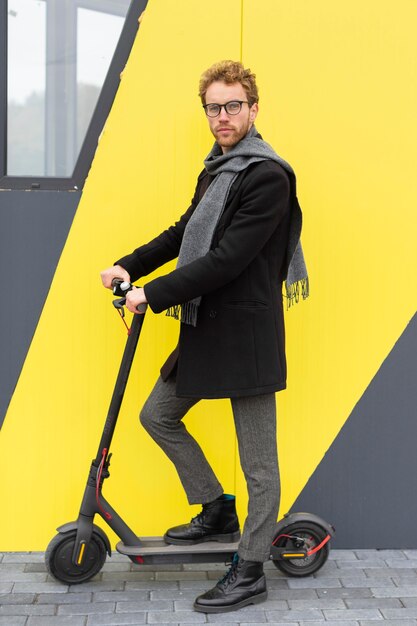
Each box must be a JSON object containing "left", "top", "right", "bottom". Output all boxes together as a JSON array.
[
  {"left": 100, "top": 265, "right": 130, "bottom": 289},
  {"left": 101, "top": 266, "right": 147, "bottom": 314},
  {"left": 125, "top": 287, "right": 148, "bottom": 314}
]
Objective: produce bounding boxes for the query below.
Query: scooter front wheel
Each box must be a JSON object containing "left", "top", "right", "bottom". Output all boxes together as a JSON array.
[
  {"left": 45, "top": 530, "right": 107, "bottom": 584},
  {"left": 271, "top": 521, "right": 330, "bottom": 577}
]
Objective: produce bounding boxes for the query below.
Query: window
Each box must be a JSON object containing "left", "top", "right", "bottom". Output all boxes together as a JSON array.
[
  {"left": 7, "top": 0, "right": 46, "bottom": 176},
  {"left": 76, "top": 7, "right": 125, "bottom": 164},
  {"left": 2, "top": 0, "right": 144, "bottom": 189}
]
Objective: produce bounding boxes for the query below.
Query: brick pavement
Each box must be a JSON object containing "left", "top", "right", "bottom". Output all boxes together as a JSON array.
[{"left": 1, "top": 550, "right": 417, "bottom": 625}]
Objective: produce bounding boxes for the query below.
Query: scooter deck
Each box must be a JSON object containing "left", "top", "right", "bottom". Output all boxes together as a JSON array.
[{"left": 116, "top": 537, "right": 240, "bottom": 564}]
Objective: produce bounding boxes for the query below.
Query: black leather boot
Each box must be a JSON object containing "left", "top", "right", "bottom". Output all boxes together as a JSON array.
[
  {"left": 194, "top": 554, "right": 267, "bottom": 613},
  {"left": 163, "top": 494, "right": 240, "bottom": 545}
]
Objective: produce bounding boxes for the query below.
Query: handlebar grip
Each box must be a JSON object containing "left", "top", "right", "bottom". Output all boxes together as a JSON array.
[{"left": 136, "top": 303, "right": 148, "bottom": 314}]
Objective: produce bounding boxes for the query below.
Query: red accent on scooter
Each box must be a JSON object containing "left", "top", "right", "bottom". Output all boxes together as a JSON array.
[
  {"left": 116, "top": 308, "right": 131, "bottom": 335},
  {"left": 306, "top": 534, "right": 331, "bottom": 556},
  {"left": 272, "top": 533, "right": 294, "bottom": 545},
  {"left": 96, "top": 448, "right": 112, "bottom": 520},
  {"left": 273, "top": 532, "right": 331, "bottom": 556}
]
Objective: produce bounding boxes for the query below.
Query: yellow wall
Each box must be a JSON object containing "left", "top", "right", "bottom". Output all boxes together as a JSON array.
[{"left": 1, "top": 0, "right": 416, "bottom": 550}]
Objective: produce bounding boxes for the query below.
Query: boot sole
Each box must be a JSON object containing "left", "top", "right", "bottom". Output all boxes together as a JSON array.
[
  {"left": 163, "top": 530, "right": 241, "bottom": 546},
  {"left": 193, "top": 590, "right": 268, "bottom": 613}
]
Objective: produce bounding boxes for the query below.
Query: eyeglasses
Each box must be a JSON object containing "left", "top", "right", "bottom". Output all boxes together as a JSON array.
[{"left": 203, "top": 100, "right": 249, "bottom": 117}]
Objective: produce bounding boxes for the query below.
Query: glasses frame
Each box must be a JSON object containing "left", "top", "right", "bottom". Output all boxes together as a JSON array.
[{"left": 203, "top": 100, "right": 249, "bottom": 118}]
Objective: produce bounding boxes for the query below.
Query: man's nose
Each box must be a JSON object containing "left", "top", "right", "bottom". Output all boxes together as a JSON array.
[{"left": 218, "top": 106, "right": 230, "bottom": 121}]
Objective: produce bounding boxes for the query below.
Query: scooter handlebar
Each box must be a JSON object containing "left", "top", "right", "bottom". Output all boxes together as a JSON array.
[
  {"left": 111, "top": 279, "right": 148, "bottom": 314},
  {"left": 135, "top": 302, "right": 148, "bottom": 314}
]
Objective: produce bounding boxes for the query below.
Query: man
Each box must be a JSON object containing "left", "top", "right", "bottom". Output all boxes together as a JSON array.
[{"left": 101, "top": 60, "right": 307, "bottom": 613}]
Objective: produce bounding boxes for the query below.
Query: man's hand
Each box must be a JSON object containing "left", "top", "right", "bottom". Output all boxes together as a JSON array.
[
  {"left": 125, "top": 287, "right": 148, "bottom": 314},
  {"left": 100, "top": 265, "right": 130, "bottom": 289}
]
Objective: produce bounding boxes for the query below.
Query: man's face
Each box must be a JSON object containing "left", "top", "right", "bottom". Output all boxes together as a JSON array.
[{"left": 204, "top": 81, "right": 258, "bottom": 153}]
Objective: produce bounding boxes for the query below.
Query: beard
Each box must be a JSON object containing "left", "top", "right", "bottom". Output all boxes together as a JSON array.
[{"left": 212, "top": 118, "right": 252, "bottom": 151}]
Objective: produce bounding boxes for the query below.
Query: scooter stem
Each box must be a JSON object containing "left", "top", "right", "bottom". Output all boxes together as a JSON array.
[{"left": 94, "top": 311, "right": 146, "bottom": 465}]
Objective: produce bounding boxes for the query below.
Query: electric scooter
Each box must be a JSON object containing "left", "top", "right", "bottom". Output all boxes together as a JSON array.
[{"left": 46, "top": 281, "right": 334, "bottom": 584}]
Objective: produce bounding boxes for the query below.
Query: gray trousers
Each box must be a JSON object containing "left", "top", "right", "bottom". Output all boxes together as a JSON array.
[{"left": 140, "top": 376, "right": 280, "bottom": 562}]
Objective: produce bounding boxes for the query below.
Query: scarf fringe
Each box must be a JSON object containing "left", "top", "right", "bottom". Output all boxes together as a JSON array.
[
  {"left": 285, "top": 277, "right": 310, "bottom": 310},
  {"left": 167, "top": 279, "right": 309, "bottom": 322},
  {"left": 166, "top": 301, "right": 198, "bottom": 327}
]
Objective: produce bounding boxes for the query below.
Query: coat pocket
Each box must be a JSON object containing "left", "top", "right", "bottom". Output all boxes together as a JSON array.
[{"left": 223, "top": 300, "right": 269, "bottom": 309}]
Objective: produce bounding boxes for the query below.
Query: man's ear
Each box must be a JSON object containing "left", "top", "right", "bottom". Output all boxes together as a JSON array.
[{"left": 249, "top": 102, "right": 259, "bottom": 123}]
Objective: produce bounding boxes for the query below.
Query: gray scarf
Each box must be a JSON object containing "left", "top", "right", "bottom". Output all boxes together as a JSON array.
[{"left": 167, "top": 126, "right": 309, "bottom": 326}]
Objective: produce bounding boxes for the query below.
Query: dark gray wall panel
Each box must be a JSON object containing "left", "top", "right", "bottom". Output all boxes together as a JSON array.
[
  {"left": 291, "top": 313, "right": 417, "bottom": 548},
  {"left": 0, "top": 190, "right": 80, "bottom": 427}
]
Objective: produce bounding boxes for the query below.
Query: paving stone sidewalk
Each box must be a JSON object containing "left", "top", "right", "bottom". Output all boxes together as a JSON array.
[{"left": 1, "top": 550, "right": 417, "bottom": 626}]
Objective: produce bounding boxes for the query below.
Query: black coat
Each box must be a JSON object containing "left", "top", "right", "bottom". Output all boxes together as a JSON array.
[{"left": 117, "top": 159, "right": 292, "bottom": 398}]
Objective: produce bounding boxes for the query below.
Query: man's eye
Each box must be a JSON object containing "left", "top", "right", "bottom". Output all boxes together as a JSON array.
[
  {"left": 227, "top": 102, "right": 240, "bottom": 113},
  {"left": 206, "top": 104, "right": 220, "bottom": 114}
]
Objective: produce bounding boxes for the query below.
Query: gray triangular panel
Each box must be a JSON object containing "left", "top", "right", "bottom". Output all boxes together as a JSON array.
[{"left": 291, "top": 313, "right": 417, "bottom": 548}]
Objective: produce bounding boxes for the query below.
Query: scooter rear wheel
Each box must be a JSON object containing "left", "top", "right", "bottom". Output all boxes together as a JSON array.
[
  {"left": 45, "top": 530, "right": 107, "bottom": 584},
  {"left": 271, "top": 521, "right": 330, "bottom": 577}
]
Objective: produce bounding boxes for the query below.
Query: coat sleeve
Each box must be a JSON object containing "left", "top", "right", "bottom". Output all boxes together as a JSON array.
[
  {"left": 144, "top": 161, "right": 290, "bottom": 313},
  {"left": 115, "top": 172, "right": 206, "bottom": 282}
]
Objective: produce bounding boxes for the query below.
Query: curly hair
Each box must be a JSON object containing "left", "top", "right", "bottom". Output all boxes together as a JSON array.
[{"left": 198, "top": 60, "right": 259, "bottom": 106}]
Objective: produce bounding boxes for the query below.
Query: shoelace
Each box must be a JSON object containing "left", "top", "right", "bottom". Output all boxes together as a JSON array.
[
  {"left": 218, "top": 553, "right": 241, "bottom": 588},
  {"left": 190, "top": 501, "right": 214, "bottom": 526},
  {"left": 190, "top": 510, "right": 205, "bottom": 525}
]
